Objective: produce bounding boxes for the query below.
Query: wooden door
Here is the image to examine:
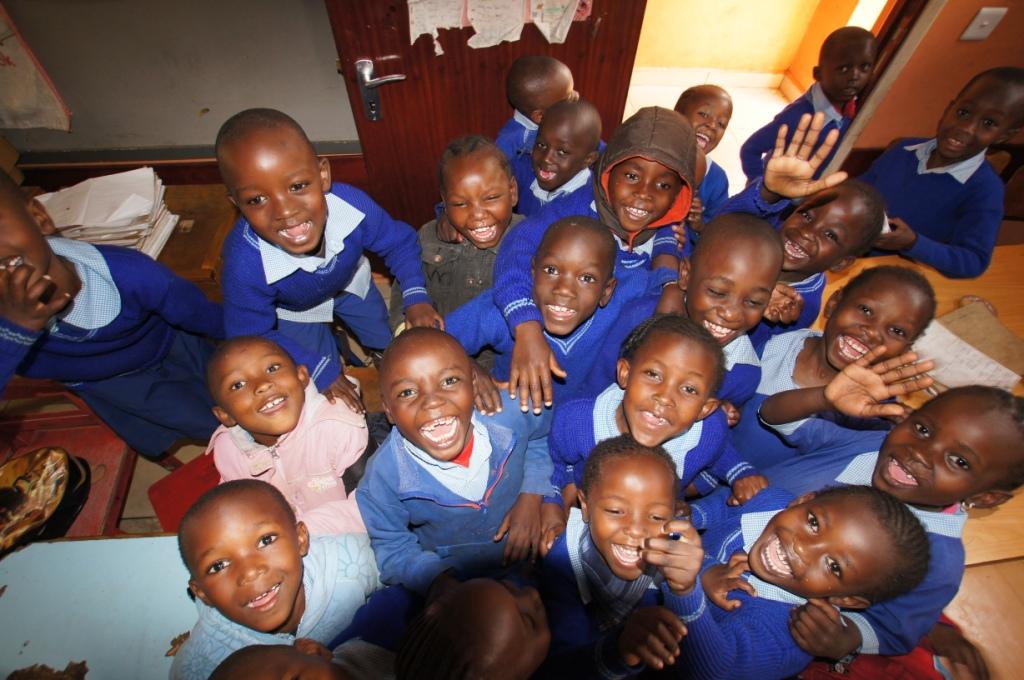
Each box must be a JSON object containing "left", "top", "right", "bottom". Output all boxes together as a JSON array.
[{"left": 324, "top": 0, "right": 647, "bottom": 225}]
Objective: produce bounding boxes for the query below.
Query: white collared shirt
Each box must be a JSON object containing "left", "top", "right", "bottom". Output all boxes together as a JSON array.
[
  {"left": 404, "top": 417, "right": 493, "bottom": 501},
  {"left": 530, "top": 167, "right": 591, "bottom": 207},
  {"left": 47, "top": 236, "right": 121, "bottom": 330},
  {"left": 904, "top": 139, "right": 986, "bottom": 184},
  {"left": 807, "top": 82, "right": 845, "bottom": 128},
  {"left": 513, "top": 109, "right": 539, "bottom": 132}
]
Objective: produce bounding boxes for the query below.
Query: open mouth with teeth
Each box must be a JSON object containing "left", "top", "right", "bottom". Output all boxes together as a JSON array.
[
  {"left": 695, "top": 132, "right": 710, "bottom": 150},
  {"left": 636, "top": 409, "right": 670, "bottom": 431},
  {"left": 835, "top": 334, "right": 870, "bottom": 363},
  {"left": 621, "top": 205, "right": 652, "bottom": 226},
  {"left": 245, "top": 583, "right": 281, "bottom": 611},
  {"left": 610, "top": 543, "right": 642, "bottom": 568},
  {"left": 702, "top": 320, "right": 735, "bottom": 344},
  {"left": 759, "top": 534, "right": 793, "bottom": 579},
  {"left": 544, "top": 304, "right": 577, "bottom": 323},
  {"left": 536, "top": 168, "right": 557, "bottom": 182},
  {"left": 258, "top": 395, "right": 287, "bottom": 415},
  {"left": 783, "top": 239, "right": 809, "bottom": 264},
  {"left": 278, "top": 220, "right": 315, "bottom": 245},
  {"left": 467, "top": 224, "right": 499, "bottom": 244},
  {"left": 881, "top": 456, "right": 920, "bottom": 488},
  {"left": 1, "top": 255, "right": 25, "bottom": 268},
  {"left": 419, "top": 416, "right": 461, "bottom": 449}
]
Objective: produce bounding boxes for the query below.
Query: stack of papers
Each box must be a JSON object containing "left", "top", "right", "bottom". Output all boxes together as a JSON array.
[{"left": 36, "top": 167, "right": 179, "bottom": 259}]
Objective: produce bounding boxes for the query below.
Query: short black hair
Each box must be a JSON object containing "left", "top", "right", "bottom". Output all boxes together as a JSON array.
[
  {"left": 813, "top": 485, "right": 929, "bottom": 603},
  {"left": 691, "top": 212, "right": 783, "bottom": 273},
  {"left": 958, "top": 67, "right": 1024, "bottom": 126},
  {"left": 205, "top": 335, "right": 292, "bottom": 396},
  {"left": 506, "top": 55, "right": 572, "bottom": 114},
  {"left": 437, "top": 135, "right": 512, "bottom": 192},
  {"left": 215, "top": 108, "right": 314, "bottom": 161},
  {"left": 580, "top": 434, "right": 677, "bottom": 497},
  {"left": 819, "top": 26, "right": 876, "bottom": 65},
  {"left": 540, "top": 98, "right": 602, "bottom": 151},
  {"left": 926, "top": 386, "right": 1024, "bottom": 491},
  {"left": 674, "top": 84, "right": 732, "bottom": 114},
  {"left": 537, "top": 215, "right": 617, "bottom": 277},
  {"left": 620, "top": 314, "right": 725, "bottom": 394},
  {"left": 841, "top": 265, "right": 937, "bottom": 331},
  {"left": 177, "top": 480, "right": 296, "bottom": 573},
  {"left": 833, "top": 179, "right": 887, "bottom": 255},
  {"left": 380, "top": 327, "right": 469, "bottom": 390}
]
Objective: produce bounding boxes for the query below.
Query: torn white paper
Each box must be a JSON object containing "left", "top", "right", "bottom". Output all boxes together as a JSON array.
[
  {"left": 913, "top": 320, "right": 1021, "bottom": 392},
  {"left": 408, "top": 0, "right": 463, "bottom": 56},
  {"left": 531, "top": 0, "right": 580, "bottom": 43},
  {"left": 467, "top": 0, "right": 525, "bottom": 49}
]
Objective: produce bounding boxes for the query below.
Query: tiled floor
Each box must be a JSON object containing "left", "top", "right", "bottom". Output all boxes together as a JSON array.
[{"left": 624, "top": 67, "right": 792, "bottom": 192}]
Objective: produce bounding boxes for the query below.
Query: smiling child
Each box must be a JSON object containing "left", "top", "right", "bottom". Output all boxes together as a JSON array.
[
  {"left": 205, "top": 336, "right": 369, "bottom": 535},
  {"left": 172, "top": 480, "right": 380, "bottom": 680},
  {"left": 675, "top": 85, "right": 734, "bottom": 227},
  {"left": 496, "top": 55, "right": 578, "bottom": 162}
]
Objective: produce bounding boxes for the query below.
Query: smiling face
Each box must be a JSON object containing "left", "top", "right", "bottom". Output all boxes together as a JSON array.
[
  {"left": 676, "top": 91, "right": 733, "bottom": 154},
  {"left": 874, "top": 391, "right": 1024, "bottom": 510},
  {"left": 748, "top": 493, "right": 891, "bottom": 602},
  {"left": 932, "top": 76, "right": 1024, "bottom": 167},
  {"left": 616, "top": 331, "right": 720, "bottom": 447},
  {"left": 531, "top": 227, "right": 616, "bottom": 337},
  {"left": 0, "top": 187, "right": 78, "bottom": 306},
  {"left": 607, "top": 157, "right": 684, "bottom": 234},
  {"left": 532, "top": 110, "right": 599, "bottom": 192},
  {"left": 821, "top": 275, "right": 931, "bottom": 369},
  {"left": 580, "top": 455, "right": 677, "bottom": 580},
  {"left": 685, "top": 238, "right": 780, "bottom": 346},
  {"left": 381, "top": 331, "right": 475, "bottom": 461},
  {"left": 816, "top": 34, "right": 876, "bottom": 106},
  {"left": 220, "top": 126, "right": 332, "bottom": 255},
  {"left": 442, "top": 151, "right": 517, "bottom": 250},
  {"left": 185, "top": 487, "right": 309, "bottom": 634},
  {"left": 209, "top": 338, "right": 310, "bottom": 446},
  {"left": 779, "top": 187, "right": 873, "bottom": 277}
]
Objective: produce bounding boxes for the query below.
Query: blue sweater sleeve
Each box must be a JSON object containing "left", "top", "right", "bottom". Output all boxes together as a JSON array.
[
  {"left": 706, "top": 433, "right": 759, "bottom": 486},
  {"left": 122, "top": 250, "right": 225, "bottom": 339},
  {"left": 444, "top": 291, "right": 512, "bottom": 359},
  {"left": 714, "top": 178, "right": 789, "bottom": 226},
  {"left": 549, "top": 397, "right": 598, "bottom": 492},
  {"left": 0, "top": 318, "right": 41, "bottom": 392},
  {"left": 699, "top": 162, "right": 730, "bottom": 220},
  {"left": 739, "top": 99, "right": 812, "bottom": 184},
  {"left": 651, "top": 224, "right": 683, "bottom": 261}
]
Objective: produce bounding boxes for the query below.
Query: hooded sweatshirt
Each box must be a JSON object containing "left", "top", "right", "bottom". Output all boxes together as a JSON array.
[{"left": 493, "top": 106, "right": 695, "bottom": 331}]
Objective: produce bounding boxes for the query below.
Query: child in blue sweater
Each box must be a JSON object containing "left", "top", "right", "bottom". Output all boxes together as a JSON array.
[
  {"left": 681, "top": 485, "right": 929, "bottom": 680},
  {"left": 512, "top": 98, "right": 601, "bottom": 217},
  {"left": 862, "top": 67, "right": 1024, "bottom": 278},
  {"left": 356, "top": 328, "right": 557, "bottom": 597},
  {"left": 172, "top": 480, "right": 380, "bottom": 680},
  {"left": 0, "top": 170, "right": 223, "bottom": 459},
  {"left": 723, "top": 112, "right": 886, "bottom": 351},
  {"left": 740, "top": 26, "right": 876, "bottom": 182},
  {"left": 496, "top": 55, "right": 577, "bottom": 162},
  {"left": 215, "top": 108, "right": 440, "bottom": 405},
  {"left": 733, "top": 265, "right": 935, "bottom": 469},
  {"left": 495, "top": 106, "right": 694, "bottom": 414},
  {"left": 674, "top": 85, "right": 733, "bottom": 234},
  {"left": 758, "top": 361, "right": 1024, "bottom": 666},
  {"left": 548, "top": 315, "right": 766, "bottom": 552},
  {"left": 539, "top": 435, "right": 704, "bottom": 678}
]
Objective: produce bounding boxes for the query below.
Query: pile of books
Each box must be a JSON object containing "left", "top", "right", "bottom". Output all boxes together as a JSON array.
[{"left": 36, "top": 167, "right": 179, "bottom": 259}]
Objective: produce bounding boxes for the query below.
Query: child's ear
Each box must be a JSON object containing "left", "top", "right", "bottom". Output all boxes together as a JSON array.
[
  {"left": 823, "top": 287, "right": 844, "bottom": 319},
  {"left": 509, "top": 176, "right": 519, "bottom": 206},
  {"left": 615, "top": 357, "right": 631, "bottom": 389},
  {"left": 964, "top": 489, "right": 1014, "bottom": 510},
  {"left": 827, "top": 255, "right": 856, "bottom": 273},
  {"left": 698, "top": 398, "right": 721, "bottom": 421},
  {"left": 26, "top": 199, "right": 58, "bottom": 236},
  {"left": 578, "top": 490, "right": 590, "bottom": 523},
  {"left": 598, "top": 277, "right": 617, "bottom": 308},
  {"left": 212, "top": 405, "right": 237, "bottom": 429},
  {"left": 812, "top": 65, "right": 822, "bottom": 82},
  {"left": 584, "top": 149, "right": 600, "bottom": 168},
  {"left": 381, "top": 398, "right": 395, "bottom": 425},
  {"left": 297, "top": 364, "right": 310, "bottom": 387},
  {"left": 529, "top": 109, "right": 545, "bottom": 126},
  {"left": 788, "top": 491, "right": 818, "bottom": 508},
  {"left": 317, "top": 157, "right": 332, "bottom": 192},
  {"left": 189, "top": 579, "right": 212, "bottom": 607},
  {"left": 677, "top": 257, "right": 692, "bottom": 293},
  {"left": 826, "top": 594, "right": 872, "bottom": 610},
  {"left": 295, "top": 521, "right": 310, "bottom": 557}
]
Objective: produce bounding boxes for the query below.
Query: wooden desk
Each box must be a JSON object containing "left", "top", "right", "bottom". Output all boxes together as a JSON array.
[
  {"left": 814, "top": 245, "right": 1024, "bottom": 565},
  {"left": 159, "top": 185, "right": 237, "bottom": 302}
]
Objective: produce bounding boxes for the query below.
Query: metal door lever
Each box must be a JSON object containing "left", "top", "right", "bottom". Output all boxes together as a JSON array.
[{"left": 354, "top": 59, "right": 406, "bottom": 121}]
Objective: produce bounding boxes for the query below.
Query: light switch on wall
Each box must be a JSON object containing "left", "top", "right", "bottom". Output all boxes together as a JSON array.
[{"left": 960, "top": 7, "right": 1008, "bottom": 41}]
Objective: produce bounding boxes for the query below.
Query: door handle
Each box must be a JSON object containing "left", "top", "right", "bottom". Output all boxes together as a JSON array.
[{"left": 354, "top": 58, "right": 406, "bottom": 121}]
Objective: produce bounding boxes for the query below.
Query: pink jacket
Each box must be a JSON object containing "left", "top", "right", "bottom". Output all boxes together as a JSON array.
[{"left": 207, "top": 383, "right": 368, "bottom": 535}]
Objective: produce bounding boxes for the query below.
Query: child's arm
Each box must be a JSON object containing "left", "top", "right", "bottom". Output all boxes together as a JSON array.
[
  {"left": 0, "top": 262, "right": 74, "bottom": 389},
  {"left": 760, "top": 112, "right": 848, "bottom": 202},
  {"left": 701, "top": 551, "right": 756, "bottom": 612},
  {"left": 134, "top": 254, "right": 225, "bottom": 339},
  {"left": 759, "top": 347, "right": 934, "bottom": 426},
  {"left": 881, "top": 205, "right": 1000, "bottom": 278}
]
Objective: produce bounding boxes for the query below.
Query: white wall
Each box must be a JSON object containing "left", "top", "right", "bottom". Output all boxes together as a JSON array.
[{"left": 1, "top": 0, "right": 359, "bottom": 153}]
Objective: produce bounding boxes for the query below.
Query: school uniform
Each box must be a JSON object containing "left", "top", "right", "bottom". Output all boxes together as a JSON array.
[
  {"left": 0, "top": 237, "right": 222, "bottom": 457},
  {"left": 220, "top": 183, "right": 430, "bottom": 390},
  {"left": 739, "top": 83, "right": 853, "bottom": 182},
  {"left": 512, "top": 160, "right": 595, "bottom": 218},
  {"left": 860, "top": 137, "right": 1004, "bottom": 278},
  {"left": 496, "top": 111, "right": 539, "bottom": 162}
]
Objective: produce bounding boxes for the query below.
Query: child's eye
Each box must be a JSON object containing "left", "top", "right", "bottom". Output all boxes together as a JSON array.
[
  {"left": 946, "top": 453, "right": 970, "bottom": 471},
  {"left": 706, "top": 287, "right": 725, "bottom": 298},
  {"left": 448, "top": 200, "right": 466, "bottom": 209},
  {"left": 624, "top": 172, "right": 639, "bottom": 181},
  {"left": 536, "top": 141, "right": 548, "bottom": 151},
  {"left": 557, "top": 148, "right": 570, "bottom": 157},
  {"left": 257, "top": 533, "right": 277, "bottom": 548},
  {"left": 246, "top": 195, "right": 267, "bottom": 207},
  {"left": 826, "top": 557, "right": 843, "bottom": 578},
  {"left": 839, "top": 65, "right": 851, "bottom": 74},
  {"left": 604, "top": 507, "right": 624, "bottom": 516},
  {"left": 913, "top": 421, "right": 931, "bottom": 437},
  {"left": 858, "top": 304, "right": 872, "bottom": 316},
  {"left": 206, "top": 559, "right": 229, "bottom": 575},
  {"left": 651, "top": 513, "right": 668, "bottom": 522},
  {"left": 397, "top": 388, "right": 416, "bottom": 399},
  {"left": 267, "top": 363, "right": 281, "bottom": 373},
  {"left": 656, "top": 181, "right": 674, "bottom": 191},
  {"left": 290, "top": 181, "right": 310, "bottom": 192},
  {"left": 799, "top": 210, "right": 813, "bottom": 223},
  {"left": 824, "top": 229, "right": 839, "bottom": 243},
  {"left": 442, "top": 375, "right": 461, "bottom": 387},
  {"left": 681, "top": 384, "right": 698, "bottom": 395},
  {"left": 485, "top": 194, "right": 501, "bottom": 202},
  {"left": 643, "top": 368, "right": 662, "bottom": 381},
  {"left": 578, "top": 273, "right": 596, "bottom": 284},
  {"left": 888, "top": 326, "right": 907, "bottom": 338},
  {"left": 229, "top": 380, "right": 246, "bottom": 391},
  {"left": 746, "top": 297, "right": 767, "bottom": 308},
  {"left": 983, "top": 118, "right": 997, "bottom": 128},
  {"left": 543, "top": 265, "right": 558, "bottom": 276},
  {"left": 957, "top": 108, "right": 970, "bottom": 118},
  {"left": 807, "top": 511, "right": 819, "bottom": 532}
]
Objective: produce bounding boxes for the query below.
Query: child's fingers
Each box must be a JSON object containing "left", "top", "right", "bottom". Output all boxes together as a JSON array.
[
  {"left": 793, "top": 113, "right": 821, "bottom": 160},
  {"left": 493, "top": 514, "right": 511, "bottom": 543},
  {"left": 854, "top": 344, "right": 889, "bottom": 367},
  {"left": 662, "top": 518, "right": 697, "bottom": 540},
  {"left": 861, "top": 402, "right": 913, "bottom": 419},
  {"left": 773, "top": 123, "right": 790, "bottom": 159},
  {"left": 548, "top": 353, "right": 567, "bottom": 380},
  {"left": 785, "top": 114, "right": 813, "bottom": 157},
  {"left": 802, "top": 598, "right": 843, "bottom": 626}
]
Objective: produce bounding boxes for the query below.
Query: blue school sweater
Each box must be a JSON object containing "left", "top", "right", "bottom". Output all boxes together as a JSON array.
[
  {"left": 700, "top": 159, "right": 729, "bottom": 222},
  {"left": 538, "top": 508, "right": 695, "bottom": 679},
  {"left": 493, "top": 194, "right": 679, "bottom": 332},
  {"left": 220, "top": 183, "right": 430, "bottom": 388},
  {"left": 549, "top": 384, "right": 757, "bottom": 495},
  {"left": 511, "top": 155, "right": 595, "bottom": 218},
  {"left": 739, "top": 83, "right": 851, "bottom": 183},
  {"left": 860, "top": 138, "right": 1004, "bottom": 278},
  {"left": 496, "top": 111, "right": 538, "bottom": 162},
  {"left": 762, "top": 427, "right": 966, "bottom": 656},
  {"left": 0, "top": 238, "right": 223, "bottom": 390},
  {"left": 355, "top": 414, "right": 554, "bottom": 595}
]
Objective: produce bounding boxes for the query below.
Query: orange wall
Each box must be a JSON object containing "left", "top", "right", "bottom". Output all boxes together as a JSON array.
[
  {"left": 856, "top": 0, "right": 1024, "bottom": 148},
  {"left": 785, "top": 0, "right": 859, "bottom": 92}
]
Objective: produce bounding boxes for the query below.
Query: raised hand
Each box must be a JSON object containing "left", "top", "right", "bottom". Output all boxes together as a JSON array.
[
  {"left": 763, "top": 112, "right": 848, "bottom": 200},
  {"left": 701, "top": 551, "right": 755, "bottom": 611},
  {"left": 764, "top": 282, "right": 804, "bottom": 324},
  {"left": 618, "top": 606, "right": 686, "bottom": 670},
  {"left": 824, "top": 346, "right": 934, "bottom": 419}
]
